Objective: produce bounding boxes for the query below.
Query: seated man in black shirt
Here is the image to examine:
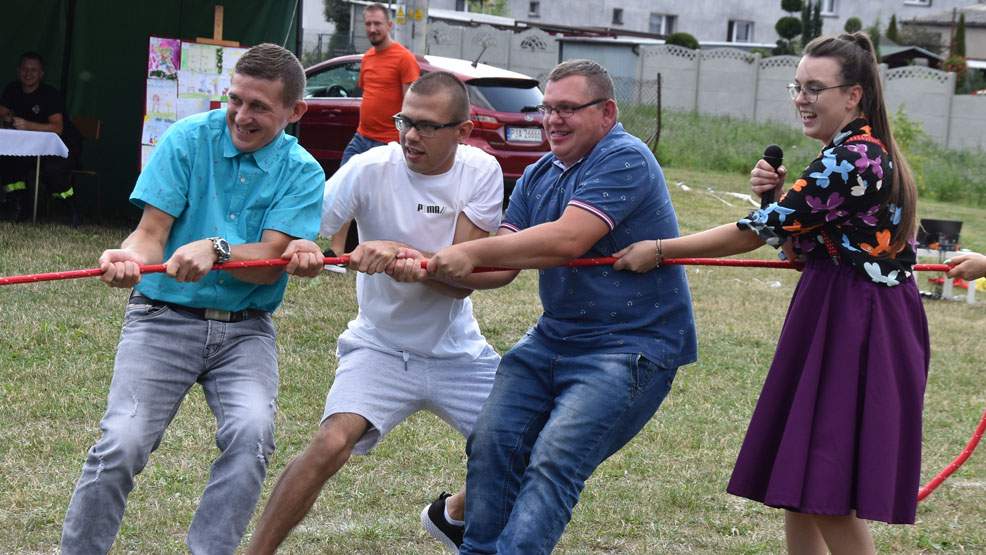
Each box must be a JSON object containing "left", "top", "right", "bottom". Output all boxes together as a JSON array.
[{"left": 0, "top": 51, "right": 83, "bottom": 224}]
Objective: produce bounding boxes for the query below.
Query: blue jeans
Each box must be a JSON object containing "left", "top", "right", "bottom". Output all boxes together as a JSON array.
[
  {"left": 460, "top": 333, "right": 678, "bottom": 555},
  {"left": 61, "top": 301, "right": 279, "bottom": 555},
  {"left": 340, "top": 132, "right": 386, "bottom": 167}
]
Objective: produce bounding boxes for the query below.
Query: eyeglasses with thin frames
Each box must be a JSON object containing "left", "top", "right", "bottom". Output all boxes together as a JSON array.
[
  {"left": 536, "top": 98, "right": 609, "bottom": 118},
  {"left": 392, "top": 114, "right": 464, "bottom": 138},
  {"left": 787, "top": 83, "right": 853, "bottom": 103}
]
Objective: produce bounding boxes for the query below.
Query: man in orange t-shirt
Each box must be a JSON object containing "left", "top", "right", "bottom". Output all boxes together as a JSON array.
[
  {"left": 327, "top": 3, "right": 420, "bottom": 260},
  {"left": 354, "top": 7, "right": 419, "bottom": 147}
]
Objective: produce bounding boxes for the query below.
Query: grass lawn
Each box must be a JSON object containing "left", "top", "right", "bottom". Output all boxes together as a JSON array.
[{"left": 1, "top": 167, "right": 984, "bottom": 553}]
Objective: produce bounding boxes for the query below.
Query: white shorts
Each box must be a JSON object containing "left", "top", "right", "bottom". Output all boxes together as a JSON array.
[{"left": 322, "top": 330, "right": 500, "bottom": 454}]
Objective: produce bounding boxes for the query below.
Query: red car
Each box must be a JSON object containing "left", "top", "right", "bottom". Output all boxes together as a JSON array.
[{"left": 298, "top": 53, "right": 549, "bottom": 197}]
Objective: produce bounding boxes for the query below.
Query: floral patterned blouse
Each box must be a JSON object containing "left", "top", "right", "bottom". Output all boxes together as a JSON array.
[{"left": 737, "top": 117, "right": 916, "bottom": 287}]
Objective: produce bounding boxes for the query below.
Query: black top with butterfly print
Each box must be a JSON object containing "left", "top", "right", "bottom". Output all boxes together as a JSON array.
[{"left": 737, "top": 117, "right": 916, "bottom": 287}]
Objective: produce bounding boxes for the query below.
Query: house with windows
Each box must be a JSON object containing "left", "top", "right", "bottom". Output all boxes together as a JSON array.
[
  {"left": 903, "top": 3, "right": 986, "bottom": 61},
  {"left": 431, "top": 0, "right": 984, "bottom": 47}
]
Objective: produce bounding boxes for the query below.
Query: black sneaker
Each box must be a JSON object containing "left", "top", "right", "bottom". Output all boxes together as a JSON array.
[
  {"left": 322, "top": 248, "right": 347, "bottom": 274},
  {"left": 421, "top": 491, "right": 463, "bottom": 553}
]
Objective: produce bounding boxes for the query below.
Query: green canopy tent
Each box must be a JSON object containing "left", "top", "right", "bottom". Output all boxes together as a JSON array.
[{"left": 3, "top": 0, "right": 303, "bottom": 221}]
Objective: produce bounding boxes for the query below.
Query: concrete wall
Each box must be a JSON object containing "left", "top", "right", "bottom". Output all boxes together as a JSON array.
[
  {"left": 949, "top": 94, "right": 986, "bottom": 149},
  {"left": 423, "top": 20, "right": 986, "bottom": 152},
  {"left": 884, "top": 65, "right": 956, "bottom": 143},
  {"left": 639, "top": 45, "right": 700, "bottom": 111},
  {"left": 428, "top": 21, "right": 557, "bottom": 81},
  {"left": 756, "top": 55, "right": 801, "bottom": 125},
  {"left": 508, "top": 27, "right": 558, "bottom": 82},
  {"left": 697, "top": 48, "right": 760, "bottom": 118}
]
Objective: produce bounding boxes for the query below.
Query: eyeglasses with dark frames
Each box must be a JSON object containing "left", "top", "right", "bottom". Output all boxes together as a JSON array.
[
  {"left": 787, "top": 83, "right": 853, "bottom": 103},
  {"left": 392, "top": 114, "right": 465, "bottom": 138},
  {"left": 535, "top": 98, "right": 609, "bottom": 118}
]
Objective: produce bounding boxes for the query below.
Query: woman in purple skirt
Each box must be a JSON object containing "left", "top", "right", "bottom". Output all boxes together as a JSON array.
[{"left": 615, "top": 32, "right": 929, "bottom": 553}]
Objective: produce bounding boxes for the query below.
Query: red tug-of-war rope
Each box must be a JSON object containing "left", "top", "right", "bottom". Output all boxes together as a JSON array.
[
  {"left": 0, "top": 255, "right": 978, "bottom": 501},
  {"left": 0, "top": 256, "right": 955, "bottom": 285},
  {"left": 918, "top": 408, "right": 986, "bottom": 501}
]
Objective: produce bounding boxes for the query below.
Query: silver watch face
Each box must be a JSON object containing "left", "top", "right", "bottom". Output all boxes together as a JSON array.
[{"left": 213, "top": 237, "right": 231, "bottom": 262}]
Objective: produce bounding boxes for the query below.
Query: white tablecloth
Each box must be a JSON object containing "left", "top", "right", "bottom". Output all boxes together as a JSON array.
[
  {"left": 0, "top": 128, "right": 68, "bottom": 157},
  {"left": 0, "top": 128, "right": 70, "bottom": 222}
]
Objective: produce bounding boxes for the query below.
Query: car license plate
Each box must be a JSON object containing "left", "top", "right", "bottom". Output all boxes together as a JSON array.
[{"left": 507, "top": 127, "right": 542, "bottom": 142}]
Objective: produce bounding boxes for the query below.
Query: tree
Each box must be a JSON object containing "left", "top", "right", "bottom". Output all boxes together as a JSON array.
[
  {"left": 801, "top": 1, "right": 814, "bottom": 43},
  {"left": 866, "top": 19, "right": 882, "bottom": 58},
  {"left": 946, "top": 13, "right": 971, "bottom": 92},
  {"left": 775, "top": 17, "right": 803, "bottom": 55},
  {"left": 308, "top": 0, "right": 355, "bottom": 61},
  {"left": 775, "top": 0, "right": 804, "bottom": 55},
  {"left": 898, "top": 25, "right": 945, "bottom": 55},
  {"left": 781, "top": 0, "right": 802, "bottom": 11},
  {"left": 886, "top": 14, "right": 899, "bottom": 43},
  {"left": 844, "top": 17, "right": 862, "bottom": 34},
  {"left": 942, "top": 54, "right": 968, "bottom": 81},
  {"left": 666, "top": 32, "right": 700, "bottom": 50},
  {"left": 953, "top": 13, "right": 967, "bottom": 57},
  {"left": 801, "top": 1, "right": 821, "bottom": 46},
  {"left": 323, "top": 0, "right": 350, "bottom": 35},
  {"left": 812, "top": 1, "right": 823, "bottom": 40}
]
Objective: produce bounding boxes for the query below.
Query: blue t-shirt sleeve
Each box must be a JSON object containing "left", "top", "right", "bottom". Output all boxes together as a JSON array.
[
  {"left": 130, "top": 120, "right": 193, "bottom": 218},
  {"left": 262, "top": 157, "right": 325, "bottom": 240},
  {"left": 501, "top": 165, "right": 533, "bottom": 231},
  {"left": 570, "top": 146, "right": 653, "bottom": 229}
]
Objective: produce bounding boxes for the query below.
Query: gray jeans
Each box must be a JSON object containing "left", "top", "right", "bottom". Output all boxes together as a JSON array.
[{"left": 61, "top": 299, "right": 279, "bottom": 554}]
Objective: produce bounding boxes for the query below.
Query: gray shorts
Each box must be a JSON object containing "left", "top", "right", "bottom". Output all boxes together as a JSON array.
[{"left": 322, "top": 331, "right": 500, "bottom": 454}]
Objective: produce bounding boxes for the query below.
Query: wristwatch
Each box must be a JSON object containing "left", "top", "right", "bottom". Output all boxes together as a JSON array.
[{"left": 209, "top": 237, "right": 231, "bottom": 264}]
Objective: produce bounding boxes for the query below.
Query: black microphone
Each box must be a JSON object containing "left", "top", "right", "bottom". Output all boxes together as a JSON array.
[{"left": 761, "top": 144, "right": 784, "bottom": 209}]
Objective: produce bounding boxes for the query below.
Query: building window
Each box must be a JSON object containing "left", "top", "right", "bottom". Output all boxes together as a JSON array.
[
  {"left": 649, "top": 13, "right": 677, "bottom": 35},
  {"left": 820, "top": 0, "right": 837, "bottom": 15},
  {"left": 528, "top": 1, "right": 540, "bottom": 17},
  {"left": 455, "top": 0, "right": 466, "bottom": 11},
  {"left": 728, "top": 20, "right": 754, "bottom": 43},
  {"left": 612, "top": 8, "right": 624, "bottom": 26}
]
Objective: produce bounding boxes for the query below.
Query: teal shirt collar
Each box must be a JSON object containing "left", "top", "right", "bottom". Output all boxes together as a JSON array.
[{"left": 221, "top": 124, "right": 285, "bottom": 173}]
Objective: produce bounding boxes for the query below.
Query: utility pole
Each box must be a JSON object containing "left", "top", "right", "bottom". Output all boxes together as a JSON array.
[{"left": 949, "top": 7, "right": 957, "bottom": 56}]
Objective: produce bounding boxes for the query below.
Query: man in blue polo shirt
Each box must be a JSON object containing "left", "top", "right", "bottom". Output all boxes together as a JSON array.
[
  {"left": 424, "top": 59, "right": 697, "bottom": 553},
  {"left": 60, "top": 43, "right": 324, "bottom": 554}
]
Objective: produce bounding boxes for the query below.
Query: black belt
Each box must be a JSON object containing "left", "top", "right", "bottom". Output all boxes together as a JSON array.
[{"left": 129, "top": 292, "right": 268, "bottom": 323}]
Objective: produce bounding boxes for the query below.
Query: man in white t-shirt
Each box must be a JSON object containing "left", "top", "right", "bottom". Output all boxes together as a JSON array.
[{"left": 247, "top": 71, "right": 502, "bottom": 554}]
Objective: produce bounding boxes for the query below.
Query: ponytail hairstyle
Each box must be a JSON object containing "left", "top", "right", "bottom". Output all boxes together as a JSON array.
[{"left": 804, "top": 32, "right": 917, "bottom": 253}]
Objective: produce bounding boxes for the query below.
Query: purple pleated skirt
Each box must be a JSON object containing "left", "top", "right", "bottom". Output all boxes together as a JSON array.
[{"left": 726, "top": 257, "right": 930, "bottom": 524}]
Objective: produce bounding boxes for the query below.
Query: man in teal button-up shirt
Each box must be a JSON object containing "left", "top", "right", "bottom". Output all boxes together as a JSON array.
[{"left": 61, "top": 44, "right": 324, "bottom": 554}]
